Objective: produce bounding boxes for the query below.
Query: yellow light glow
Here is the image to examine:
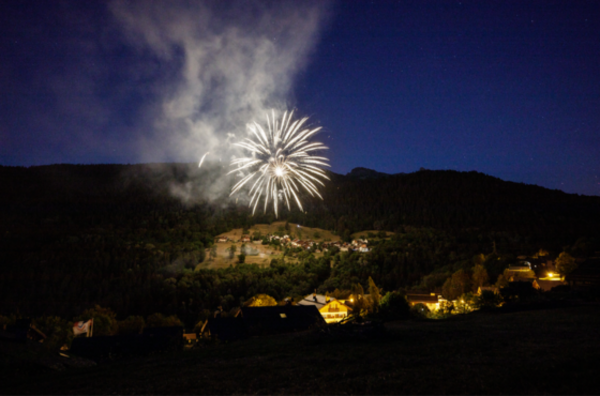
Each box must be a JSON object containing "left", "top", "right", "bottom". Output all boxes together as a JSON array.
[
  {"left": 548, "top": 272, "right": 554, "bottom": 277},
  {"left": 350, "top": 298, "right": 354, "bottom": 303}
]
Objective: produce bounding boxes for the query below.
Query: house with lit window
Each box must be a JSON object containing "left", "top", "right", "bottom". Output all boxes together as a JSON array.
[
  {"left": 406, "top": 293, "right": 441, "bottom": 312},
  {"left": 297, "top": 293, "right": 352, "bottom": 323}
]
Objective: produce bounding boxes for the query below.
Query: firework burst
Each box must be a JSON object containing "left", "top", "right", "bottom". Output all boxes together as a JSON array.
[{"left": 229, "top": 110, "right": 329, "bottom": 217}]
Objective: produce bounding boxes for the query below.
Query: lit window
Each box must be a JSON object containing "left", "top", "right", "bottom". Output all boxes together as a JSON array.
[{"left": 280, "top": 313, "right": 287, "bottom": 318}]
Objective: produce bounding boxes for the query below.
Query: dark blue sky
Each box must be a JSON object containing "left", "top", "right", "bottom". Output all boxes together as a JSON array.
[{"left": 2, "top": 0, "right": 600, "bottom": 196}]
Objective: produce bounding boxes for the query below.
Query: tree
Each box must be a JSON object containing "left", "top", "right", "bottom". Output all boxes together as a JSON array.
[
  {"left": 117, "top": 316, "right": 145, "bottom": 335},
  {"left": 209, "top": 245, "right": 218, "bottom": 261},
  {"left": 252, "top": 231, "right": 263, "bottom": 241},
  {"left": 442, "top": 269, "right": 470, "bottom": 300},
  {"left": 145, "top": 313, "right": 182, "bottom": 328},
  {"left": 472, "top": 264, "right": 489, "bottom": 291},
  {"left": 238, "top": 253, "right": 246, "bottom": 264},
  {"left": 410, "top": 303, "right": 430, "bottom": 319},
  {"left": 495, "top": 274, "right": 509, "bottom": 289},
  {"left": 350, "top": 283, "right": 368, "bottom": 315},
  {"left": 368, "top": 277, "right": 381, "bottom": 313},
  {"left": 378, "top": 291, "right": 410, "bottom": 320},
  {"left": 454, "top": 294, "right": 474, "bottom": 314},
  {"left": 341, "top": 229, "right": 351, "bottom": 243},
  {"left": 473, "top": 253, "right": 485, "bottom": 265},
  {"left": 227, "top": 244, "right": 237, "bottom": 260},
  {"left": 75, "top": 305, "right": 118, "bottom": 336},
  {"left": 33, "top": 315, "right": 73, "bottom": 350},
  {"left": 244, "top": 294, "right": 277, "bottom": 307},
  {"left": 555, "top": 252, "right": 577, "bottom": 276},
  {"left": 473, "top": 290, "right": 503, "bottom": 310}
]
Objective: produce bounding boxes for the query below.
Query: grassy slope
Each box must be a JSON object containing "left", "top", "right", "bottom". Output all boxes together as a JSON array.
[
  {"left": 204, "top": 222, "right": 343, "bottom": 269},
  {"left": 351, "top": 230, "right": 395, "bottom": 239},
  {"left": 3, "top": 305, "right": 599, "bottom": 395}
]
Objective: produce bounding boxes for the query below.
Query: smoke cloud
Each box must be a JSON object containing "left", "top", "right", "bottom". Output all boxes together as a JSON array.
[{"left": 110, "top": 0, "right": 331, "bottom": 166}]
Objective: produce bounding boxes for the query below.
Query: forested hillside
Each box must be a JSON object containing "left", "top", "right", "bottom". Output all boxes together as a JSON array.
[
  {"left": 1, "top": 163, "right": 599, "bottom": 326},
  {"left": 299, "top": 169, "right": 600, "bottom": 247}
]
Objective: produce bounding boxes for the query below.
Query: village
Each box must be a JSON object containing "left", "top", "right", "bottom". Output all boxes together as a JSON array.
[
  {"left": 203, "top": 222, "right": 375, "bottom": 268},
  {"left": 2, "top": 238, "right": 598, "bottom": 373},
  {"left": 1, "top": 220, "right": 596, "bottom": 362},
  {"left": 215, "top": 232, "right": 369, "bottom": 254}
]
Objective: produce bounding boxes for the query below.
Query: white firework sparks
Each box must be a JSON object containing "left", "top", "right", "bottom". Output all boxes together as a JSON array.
[
  {"left": 229, "top": 110, "right": 330, "bottom": 217},
  {"left": 198, "top": 152, "right": 210, "bottom": 168}
]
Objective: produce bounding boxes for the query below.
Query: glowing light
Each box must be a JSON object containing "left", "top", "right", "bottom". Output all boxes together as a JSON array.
[
  {"left": 229, "top": 110, "right": 330, "bottom": 217},
  {"left": 548, "top": 272, "right": 554, "bottom": 278},
  {"left": 198, "top": 152, "right": 210, "bottom": 168}
]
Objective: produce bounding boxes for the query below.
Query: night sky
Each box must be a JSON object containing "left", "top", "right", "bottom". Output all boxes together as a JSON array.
[{"left": 2, "top": 0, "right": 600, "bottom": 196}]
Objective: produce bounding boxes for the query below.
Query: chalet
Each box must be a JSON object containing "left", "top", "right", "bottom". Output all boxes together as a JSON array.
[
  {"left": 297, "top": 293, "right": 352, "bottom": 323},
  {"left": 299, "top": 241, "right": 314, "bottom": 250},
  {"left": 298, "top": 293, "right": 332, "bottom": 308},
  {"left": 510, "top": 274, "right": 537, "bottom": 283},
  {"left": 508, "top": 261, "right": 535, "bottom": 279},
  {"left": 506, "top": 262, "right": 536, "bottom": 282},
  {"left": 216, "top": 237, "right": 228, "bottom": 243},
  {"left": 535, "top": 271, "right": 566, "bottom": 291},
  {"left": 406, "top": 294, "right": 441, "bottom": 312},
  {"left": 358, "top": 244, "right": 369, "bottom": 253},
  {"left": 508, "top": 262, "right": 533, "bottom": 273},
  {"left": 318, "top": 300, "right": 352, "bottom": 323},
  {"left": 535, "top": 279, "right": 566, "bottom": 291},
  {"left": 240, "top": 236, "right": 251, "bottom": 243},
  {"left": 477, "top": 286, "right": 499, "bottom": 295}
]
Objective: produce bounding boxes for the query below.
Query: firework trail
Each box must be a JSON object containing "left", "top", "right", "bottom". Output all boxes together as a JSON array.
[
  {"left": 198, "top": 152, "right": 210, "bottom": 168},
  {"left": 229, "top": 110, "right": 329, "bottom": 217}
]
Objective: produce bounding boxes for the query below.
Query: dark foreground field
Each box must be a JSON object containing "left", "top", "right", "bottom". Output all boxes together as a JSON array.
[{"left": 2, "top": 305, "right": 600, "bottom": 395}]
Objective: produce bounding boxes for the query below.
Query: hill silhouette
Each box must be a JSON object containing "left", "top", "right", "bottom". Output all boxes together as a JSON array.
[{"left": 1, "top": 163, "right": 599, "bottom": 321}]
